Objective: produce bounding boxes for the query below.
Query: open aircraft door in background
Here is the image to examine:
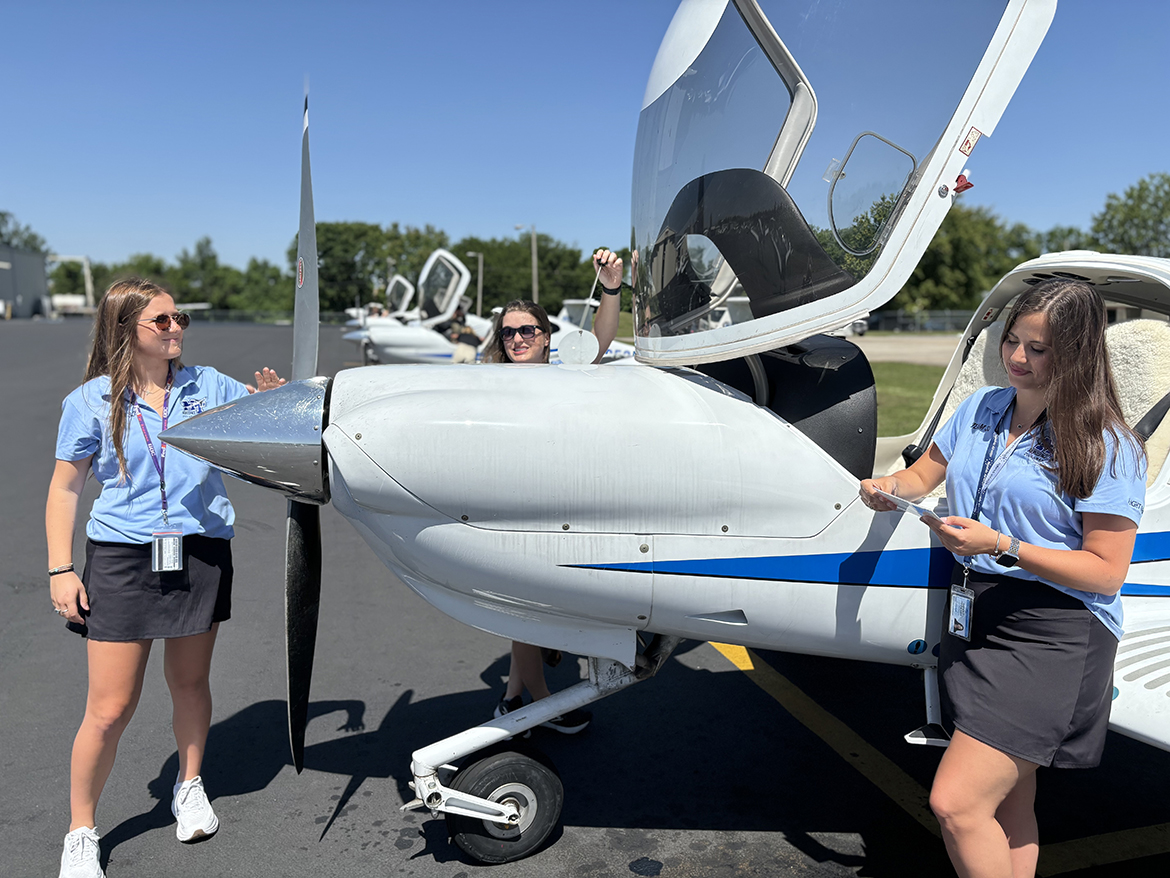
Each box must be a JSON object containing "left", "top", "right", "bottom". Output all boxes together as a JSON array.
[{"left": 414, "top": 248, "right": 471, "bottom": 327}]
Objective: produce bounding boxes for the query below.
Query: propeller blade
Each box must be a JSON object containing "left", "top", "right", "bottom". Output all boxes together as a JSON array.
[
  {"left": 293, "top": 94, "right": 320, "bottom": 382},
  {"left": 286, "top": 498, "right": 322, "bottom": 773},
  {"left": 286, "top": 93, "right": 324, "bottom": 772}
]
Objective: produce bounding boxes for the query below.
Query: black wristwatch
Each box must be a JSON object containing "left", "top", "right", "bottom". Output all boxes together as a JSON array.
[{"left": 995, "top": 535, "right": 1021, "bottom": 568}]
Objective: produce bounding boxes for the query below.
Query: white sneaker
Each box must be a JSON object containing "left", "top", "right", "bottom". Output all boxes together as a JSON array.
[
  {"left": 172, "top": 775, "right": 219, "bottom": 842},
  {"left": 59, "top": 826, "right": 104, "bottom": 878}
]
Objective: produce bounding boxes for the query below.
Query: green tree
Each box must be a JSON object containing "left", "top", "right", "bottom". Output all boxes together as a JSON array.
[
  {"left": 49, "top": 261, "right": 101, "bottom": 299},
  {"left": 114, "top": 253, "right": 170, "bottom": 286},
  {"left": 451, "top": 234, "right": 615, "bottom": 316},
  {"left": 1039, "top": 225, "right": 1096, "bottom": 254},
  {"left": 168, "top": 237, "right": 244, "bottom": 308},
  {"left": 894, "top": 204, "right": 1041, "bottom": 311},
  {"left": 816, "top": 193, "right": 899, "bottom": 281},
  {"left": 384, "top": 222, "right": 451, "bottom": 287},
  {"left": 228, "top": 258, "right": 292, "bottom": 311},
  {"left": 1091, "top": 172, "right": 1170, "bottom": 257},
  {"left": 0, "top": 210, "right": 47, "bottom": 252},
  {"left": 288, "top": 221, "right": 451, "bottom": 312}
]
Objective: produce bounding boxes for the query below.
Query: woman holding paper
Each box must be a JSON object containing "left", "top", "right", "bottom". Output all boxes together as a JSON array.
[
  {"left": 859, "top": 279, "right": 1145, "bottom": 878},
  {"left": 46, "top": 278, "right": 284, "bottom": 877}
]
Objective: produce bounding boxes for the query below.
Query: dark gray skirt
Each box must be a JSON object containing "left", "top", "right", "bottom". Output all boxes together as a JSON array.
[
  {"left": 67, "top": 536, "right": 233, "bottom": 641},
  {"left": 939, "top": 564, "right": 1118, "bottom": 769}
]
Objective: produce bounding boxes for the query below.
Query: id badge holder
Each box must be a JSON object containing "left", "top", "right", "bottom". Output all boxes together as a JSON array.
[
  {"left": 948, "top": 570, "right": 974, "bottom": 641},
  {"left": 152, "top": 530, "right": 184, "bottom": 572}
]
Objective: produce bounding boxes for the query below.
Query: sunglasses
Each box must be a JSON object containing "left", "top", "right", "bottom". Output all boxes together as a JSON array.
[
  {"left": 139, "top": 312, "right": 191, "bottom": 330},
  {"left": 501, "top": 324, "right": 542, "bottom": 341}
]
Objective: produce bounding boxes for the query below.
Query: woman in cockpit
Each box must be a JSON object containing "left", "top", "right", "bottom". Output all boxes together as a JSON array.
[
  {"left": 480, "top": 248, "right": 624, "bottom": 734},
  {"left": 859, "top": 279, "right": 1145, "bottom": 878}
]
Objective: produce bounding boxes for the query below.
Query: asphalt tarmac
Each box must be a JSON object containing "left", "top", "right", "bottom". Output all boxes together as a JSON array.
[{"left": 3, "top": 320, "right": 1169, "bottom": 877}]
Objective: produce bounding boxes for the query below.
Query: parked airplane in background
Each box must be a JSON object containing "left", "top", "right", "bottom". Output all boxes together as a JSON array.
[
  {"left": 341, "top": 249, "right": 492, "bottom": 364},
  {"left": 343, "top": 251, "right": 636, "bottom": 365},
  {"left": 163, "top": 0, "right": 1168, "bottom": 865}
]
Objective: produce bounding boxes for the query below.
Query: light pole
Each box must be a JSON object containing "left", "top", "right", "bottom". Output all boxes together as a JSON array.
[
  {"left": 465, "top": 251, "right": 484, "bottom": 316},
  {"left": 515, "top": 224, "right": 538, "bottom": 304}
]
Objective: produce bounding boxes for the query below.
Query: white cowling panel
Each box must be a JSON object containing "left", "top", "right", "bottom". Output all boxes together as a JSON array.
[{"left": 326, "top": 361, "right": 859, "bottom": 539}]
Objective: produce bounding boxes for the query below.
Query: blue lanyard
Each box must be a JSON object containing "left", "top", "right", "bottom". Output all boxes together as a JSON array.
[
  {"left": 130, "top": 368, "right": 174, "bottom": 527},
  {"left": 971, "top": 399, "right": 1045, "bottom": 523},
  {"left": 970, "top": 405, "right": 1013, "bottom": 523}
]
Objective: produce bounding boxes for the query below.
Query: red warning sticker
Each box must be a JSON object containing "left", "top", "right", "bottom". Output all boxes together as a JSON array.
[
  {"left": 297, "top": 257, "right": 304, "bottom": 288},
  {"left": 959, "top": 127, "right": 982, "bottom": 157}
]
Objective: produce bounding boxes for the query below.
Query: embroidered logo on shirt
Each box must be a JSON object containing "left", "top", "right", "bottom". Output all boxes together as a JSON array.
[
  {"left": 971, "top": 420, "right": 991, "bottom": 432},
  {"left": 182, "top": 398, "right": 207, "bottom": 416},
  {"left": 1130, "top": 499, "right": 1145, "bottom": 514},
  {"left": 1024, "top": 435, "right": 1056, "bottom": 464}
]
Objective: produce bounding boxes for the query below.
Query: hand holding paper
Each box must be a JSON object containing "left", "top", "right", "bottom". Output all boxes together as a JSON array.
[{"left": 873, "top": 489, "right": 942, "bottom": 522}]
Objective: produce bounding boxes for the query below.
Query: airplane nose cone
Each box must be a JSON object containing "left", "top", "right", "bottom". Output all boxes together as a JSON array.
[{"left": 161, "top": 377, "right": 330, "bottom": 503}]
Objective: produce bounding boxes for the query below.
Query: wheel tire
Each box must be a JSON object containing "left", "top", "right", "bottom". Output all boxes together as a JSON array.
[{"left": 445, "top": 749, "right": 563, "bottom": 864}]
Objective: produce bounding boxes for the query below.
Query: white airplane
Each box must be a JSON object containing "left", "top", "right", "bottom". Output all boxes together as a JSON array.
[
  {"left": 341, "top": 249, "right": 496, "bottom": 364},
  {"left": 343, "top": 256, "right": 636, "bottom": 366},
  {"left": 163, "top": 0, "right": 1169, "bottom": 864},
  {"left": 343, "top": 272, "right": 417, "bottom": 325}
]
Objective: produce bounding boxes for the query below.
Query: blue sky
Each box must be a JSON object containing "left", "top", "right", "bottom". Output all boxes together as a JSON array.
[{"left": 2, "top": 1, "right": 1167, "bottom": 271}]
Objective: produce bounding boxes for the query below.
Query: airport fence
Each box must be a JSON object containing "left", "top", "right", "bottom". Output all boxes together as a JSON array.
[
  {"left": 185, "top": 310, "right": 352, "bottom": 325},
  {"left": 868, "top": 309, "right": 973, "bottom": 332}
]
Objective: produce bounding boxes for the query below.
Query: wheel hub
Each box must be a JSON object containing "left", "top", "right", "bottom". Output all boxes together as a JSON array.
[{"left": 484, "top": 783, "right": 538, "bottom": 838}]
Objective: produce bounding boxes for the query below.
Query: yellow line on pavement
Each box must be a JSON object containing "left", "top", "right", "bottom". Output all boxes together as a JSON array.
[
  {"left": 1038, "top": 823, "right": 1170, "bottom": 875},
  {"left": 710, "top": 643, "right": 1170, "bottom": 876},
  {"left": 709, "top": 642, "right": 939, "bottom": 837}
]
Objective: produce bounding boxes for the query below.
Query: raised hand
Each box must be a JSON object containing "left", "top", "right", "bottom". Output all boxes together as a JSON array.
[
  {"left": 247, "top": 367, "right": 288, "bottom": 393},
  {"left": 593, "top": 249, "right": 623, "bottom": 292}
]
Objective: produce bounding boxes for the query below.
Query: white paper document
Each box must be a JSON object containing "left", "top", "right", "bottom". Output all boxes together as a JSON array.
[{"left": 874, "top": 489, "right": 943, "bottom": 522}]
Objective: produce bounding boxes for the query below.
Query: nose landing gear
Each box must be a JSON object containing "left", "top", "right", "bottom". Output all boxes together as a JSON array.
[{"left": 445, "top": 747, "right": 564, "bottom": 863}]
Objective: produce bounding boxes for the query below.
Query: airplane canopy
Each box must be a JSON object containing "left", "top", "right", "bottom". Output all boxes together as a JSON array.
[
  {"left": 631, "top": 0, "right": 1056, "bottom": 365},
  {"left": 416, "top": 249, "right": 471, "bottom": 326},
  {"left": 385, "top": 274, "right": 415, "bottom": 313}
]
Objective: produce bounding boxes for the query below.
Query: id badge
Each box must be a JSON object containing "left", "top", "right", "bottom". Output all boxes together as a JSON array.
[
  {"left": 152, "top": 530, "right": 184, "bottom": 572},
  {"left": 948, "top": 582, "right": 974, "bottom": 641}
]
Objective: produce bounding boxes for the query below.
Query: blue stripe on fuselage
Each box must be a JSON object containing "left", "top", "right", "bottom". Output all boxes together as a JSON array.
[
  {"left": 571, "top": 535, "right": 1170, "bottom": 596},
  {"left": 576, "top": 546, "right": 955, "bottom": 587}
]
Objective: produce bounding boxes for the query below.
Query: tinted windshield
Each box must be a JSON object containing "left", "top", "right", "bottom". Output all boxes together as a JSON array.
[
  {"left": 418, "top": 257, "right": 458, "bottom": 319},
  {"left": 631, "top": 0, "right": 1007, "bottom": 340},
  {"left": 386, "top": 276, "right": 413, "bottom": 311}
]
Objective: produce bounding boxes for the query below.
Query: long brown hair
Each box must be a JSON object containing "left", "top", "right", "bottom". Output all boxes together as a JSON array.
[
  {"left": 1002, "top": 279, "right": 1143, "bottom": 498},
  {"left": 481, "top": 300, "right": 553, "bottom": 364},
  {"left": 84, "top": 277, "right": 181, "bottom": 481}
]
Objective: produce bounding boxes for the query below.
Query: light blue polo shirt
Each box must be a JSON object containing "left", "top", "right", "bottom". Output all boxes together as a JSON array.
[
  {"left": 933, "top": 385, "right": 1146, "bottom": 639},
  {"left": 56, "top": 365, "right": 250, "bottom": 544}
]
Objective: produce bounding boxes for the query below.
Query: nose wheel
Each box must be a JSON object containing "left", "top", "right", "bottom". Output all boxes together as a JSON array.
[
  {"left": 360, "top": 340, "right": 380, "bottom": 366},
  {"left": 445, "top": 749, "right": 563, "bottom": 864}
]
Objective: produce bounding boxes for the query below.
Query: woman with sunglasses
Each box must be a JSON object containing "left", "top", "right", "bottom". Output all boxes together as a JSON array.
[
  {"left": 481, "top": 248, "right": 624, "bottom": 733},
  {"left": 47, "top": 278, "right": 285, "bottom": 878}
]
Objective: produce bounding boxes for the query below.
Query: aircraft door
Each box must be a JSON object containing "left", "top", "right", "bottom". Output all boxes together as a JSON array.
[
  {"left": 631, "top": 0, "right": 1057, "bottom": 365},
  {"left": 416, "top": 249, "right": 471, "bottom": 327}
]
